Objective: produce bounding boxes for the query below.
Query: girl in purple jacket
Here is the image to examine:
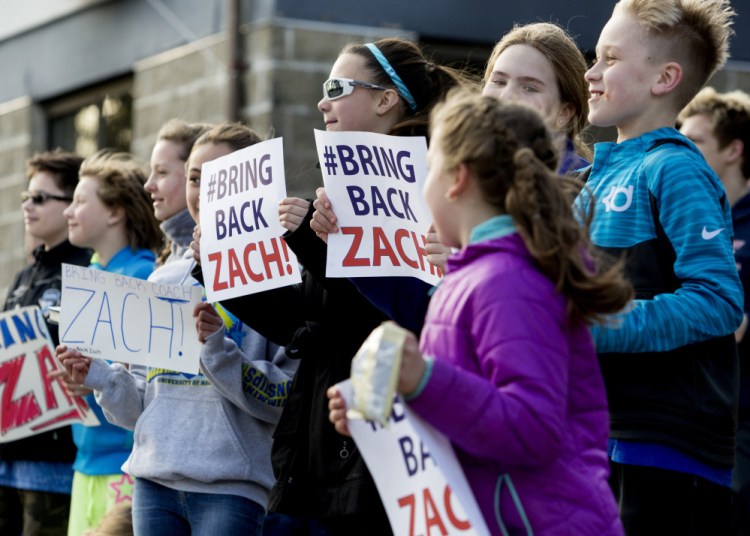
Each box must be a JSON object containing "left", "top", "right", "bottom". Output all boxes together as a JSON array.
[{"left": 329, "top": 90, "right": 632, "bottom": 535}]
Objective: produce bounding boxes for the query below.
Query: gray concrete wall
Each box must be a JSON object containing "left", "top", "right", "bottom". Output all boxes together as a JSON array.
[
  {"left": 130, "top": 33, "right": 231, "bottom": 163},
  {"left": 0, "top": 98, "right": 46, "bottom": 301},
  {"left": 1, "top": 4, "right": 750, "bottom": 299},
  {"left": 245, "top": 18, "right": 414, "bottom": 196}
]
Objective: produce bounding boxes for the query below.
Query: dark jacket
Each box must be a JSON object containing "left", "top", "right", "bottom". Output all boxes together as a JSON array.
[
  {"left": 198, "top": 204, "right": 390, "bottom": 526},
  {"left": 733, "top": 192, "right": 750, "bottom": 419},
  {"left": 1, "top": 240, "right": 91, "bottom": 463}
]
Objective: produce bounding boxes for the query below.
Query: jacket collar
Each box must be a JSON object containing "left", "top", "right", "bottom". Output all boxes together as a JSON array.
[
  {"left": 448, "top": 218, "right": 526, "bottom": 273},
  {"left": 468, "top": 214, "right": 516, "bottom": 244},
  {"left": 33, "top": 240, "right": 91, "bottom": 266},
  {"left": 161, "top": 208, "right": 194, "bottom": 250}
]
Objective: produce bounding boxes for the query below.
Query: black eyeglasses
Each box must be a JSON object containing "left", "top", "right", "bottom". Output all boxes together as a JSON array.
[
  {"left": 21, "top": 191, "right": 73, "bottom": 205},
  {"left": 322, "top": 78, "right": 388, "bottom": 101}
]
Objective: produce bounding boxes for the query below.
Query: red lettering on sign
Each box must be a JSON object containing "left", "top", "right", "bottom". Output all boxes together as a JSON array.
[
  {"left": 209, "top": 238, "right": 295, "bottom": 291},
  {"left": 341, "top": 226, "right": 442, "bottom": 276},
  {"left": 36, "top": 345, "right": 67, "bottom": 410},
  {"left": 341, "top": 227, "right": 370, "bottom": 267},
  {"left": 397, "top": 493, "right": 417, "bottom": 536},
  {"left": 208, "top": 252, "right": 228, "bottom": 291},
  {"left": 423, "top": 487, "right": 448, "bottom": 535},
  {"left": 0, "top": 354, "right": 42, "bottom": 435},
  {"left": 444, "top": 485, "right": 471, "bottom": 530},
  {"left": 397, "top": 485, "right": 472, "bottom": 536}
]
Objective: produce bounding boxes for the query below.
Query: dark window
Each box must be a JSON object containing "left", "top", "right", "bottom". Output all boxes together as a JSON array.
[{"left": 45, "top": 76, "right": 133, "bottom": 155}]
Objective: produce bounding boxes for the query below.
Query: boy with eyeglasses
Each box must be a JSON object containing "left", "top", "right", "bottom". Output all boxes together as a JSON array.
[{"left": 0, "top": 149, "right": 91, "bottom": 536}]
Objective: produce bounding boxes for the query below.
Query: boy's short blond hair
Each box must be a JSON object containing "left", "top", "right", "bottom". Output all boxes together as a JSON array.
[
  {"left": 616, "top": 0, "right": 735, "bottom": 110},
  {"left": 679, "top": 87, "right": 750, "bottom": 178}
]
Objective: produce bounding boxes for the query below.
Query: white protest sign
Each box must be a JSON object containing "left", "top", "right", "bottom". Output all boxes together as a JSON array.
[
  {"left": 0, "top": 306, "right": 99, "bottom": 443},
  {"left": 338, "top": 380, "right": 489, "bottom": 536},
  {"left": 314, "top": 130, "right": 442, "bottom": 286},
  {"left": 59, "top": 265, "right": 203, "bottom": 374},
  {"left": 199, "top": 138, "right": 301, "bottom": 302}
]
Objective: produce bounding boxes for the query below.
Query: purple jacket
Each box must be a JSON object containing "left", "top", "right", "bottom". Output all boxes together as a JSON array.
[{"left": 408, "top": 233, "right": 623, "bottom": 535}]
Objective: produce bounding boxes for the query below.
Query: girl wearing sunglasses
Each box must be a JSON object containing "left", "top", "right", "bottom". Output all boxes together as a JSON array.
[
  {"left": 190, "top": 37, "right": 469, "bottom": 535},
  {"left": 0, "top": 150, "right": 91, "bottom": 536},
  {"left": 310, "top": 22, "right": 593, "bottom": 335}
]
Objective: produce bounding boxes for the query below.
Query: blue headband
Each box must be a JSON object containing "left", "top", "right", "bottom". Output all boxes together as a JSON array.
[{"left": 364, "top": 43, "right": 418, "bottom": 112}]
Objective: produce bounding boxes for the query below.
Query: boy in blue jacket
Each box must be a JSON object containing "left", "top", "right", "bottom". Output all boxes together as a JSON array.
[{"left": 577, "top": 1, "right": 742, "bottom": 534}]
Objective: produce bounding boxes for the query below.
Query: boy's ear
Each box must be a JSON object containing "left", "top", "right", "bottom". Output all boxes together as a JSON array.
[
  {"left": 376, "top": 88, "right": 401, "bottom": 116},
  {"left": 652, "top": 62, "right": 683, "bottom": 96},
  {"left": 726, "top": 139, "right": 744, "bottom": 165}
]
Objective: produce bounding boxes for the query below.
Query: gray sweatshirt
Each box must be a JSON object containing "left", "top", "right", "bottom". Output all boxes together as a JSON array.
[{"left": 84, "top": 252, "right": 297, "bottom": 507}]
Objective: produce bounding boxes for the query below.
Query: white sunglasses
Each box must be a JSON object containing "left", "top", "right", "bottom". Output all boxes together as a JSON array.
[{"left": 322, "top": 78, "right": 388, "bottom": 101}]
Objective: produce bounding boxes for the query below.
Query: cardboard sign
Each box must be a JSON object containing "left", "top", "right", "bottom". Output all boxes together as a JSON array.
[
  {"left": 0, "top": 306, "right": 99, "bottom": 443},
  {"left": 314, "top": 130, "right": 442, "bottom": 286},
  {"left": 199, "top": 138, "right": 302, "bottom": 302},
  {"left": 59, "top": 264, "right": 203, "bottom": 374},
  {"left": 338, "top": 380, "right": 489, "bottom": 536}
]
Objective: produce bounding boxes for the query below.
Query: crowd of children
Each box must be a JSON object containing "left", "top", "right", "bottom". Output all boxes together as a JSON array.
[{"left": 2, "top": 0, "right": 749, "bottom": 535}]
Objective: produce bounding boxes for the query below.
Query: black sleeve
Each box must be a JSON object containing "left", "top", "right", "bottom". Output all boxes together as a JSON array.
[{"left": 192, "top": 259, "right": 312, "bottom": 347}]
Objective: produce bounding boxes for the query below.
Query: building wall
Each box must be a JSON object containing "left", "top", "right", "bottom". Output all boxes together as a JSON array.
[
  {"left": 1, "top": 7, "right": 750, "bottom": 299},
  {"left": 0, "top": 98, "right": 46, "bottom": 301},
  {"left": 130, "top": 18, "right": 410, "bottom": 194},
  {"left": 243, "top": 18, "right": 413, "bottom": 195},
  {"left": 130, "top": 33, "right": 231, "bottom": 162}
]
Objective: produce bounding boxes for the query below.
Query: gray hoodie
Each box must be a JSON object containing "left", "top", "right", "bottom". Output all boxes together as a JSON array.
[{"left": 84, "top": 252, "right": 297, "bottom": 507}]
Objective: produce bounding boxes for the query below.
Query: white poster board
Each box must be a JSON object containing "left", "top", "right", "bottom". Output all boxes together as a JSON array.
[
  {"left": 314, "top": 130, "right": 442, "bottom": 286},
  {"left": 59, "top": 264, "right": 203, "bottom": 374},
  {"left": 0, "top": 306, "right": 99, "bottom": 443},
  {"left": 199, "top": 138, "right": 301, "bottom": 302},
  {"left": 338, "top": 380, "right": 489, "bottom": 536}
]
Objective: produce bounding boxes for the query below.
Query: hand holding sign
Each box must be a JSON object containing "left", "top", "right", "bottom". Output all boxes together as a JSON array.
[
  {"left": 190, "top": 224, "right": 202, "bottom": 265},
  {"left": 56, "top": 345, "right": 92, "bottom": 385},
  {"left": 332, "top": 380, "right": 490, "bottom": 536},
  {"left": 48, "top": 366, "right": 92, "bottom": 398},
  {"left": 60, "top": 264, "right": 203, "bottom": 374},
  {"left": 311, "top": 187, "right": 339, "bottom": 242},
  {"left": 278, "top": 197, "right": 311, "bottom": 233},
  {"left": 193, "top": 302, "right": 223, "bottom": 343},
  {"left": 424, "top": 224, "right": 451, "bottom": 273}
]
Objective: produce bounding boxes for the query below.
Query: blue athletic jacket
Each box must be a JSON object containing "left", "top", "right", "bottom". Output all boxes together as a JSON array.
[{"left": 576, "top": 127, "right": 743, "bottom": 467}]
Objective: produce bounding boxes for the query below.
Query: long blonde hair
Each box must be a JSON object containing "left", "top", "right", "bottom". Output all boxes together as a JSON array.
[{"left": 483, "top": 23, "right": 591, "bottom": 160}]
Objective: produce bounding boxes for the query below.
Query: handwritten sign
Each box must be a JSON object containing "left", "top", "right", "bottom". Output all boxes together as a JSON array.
[
  {"left": 315, "top": 130, "right": 441, "bottom": 286},
  {"left": 199, "top": 138, "right": 302, "bottom": 302},
  {"left": 59, "top": 265, "right": 202, "bottom": 374},
  {"left": 338, "top": 380, "right": 489, "bottom": 536},
  {"left": 0, "top": 306, "right": 99, "bottom": 443}
]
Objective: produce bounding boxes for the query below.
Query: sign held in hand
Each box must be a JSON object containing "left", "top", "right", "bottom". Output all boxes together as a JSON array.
[
  {"left": 59, "top": 265, "right": 202, "bottom": 374},
  {"left": 199, "top": 138, "right": 301, "bottom": 302},
  {"left": 0, "top": 306, "right": 99, "bottom": 443}
]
